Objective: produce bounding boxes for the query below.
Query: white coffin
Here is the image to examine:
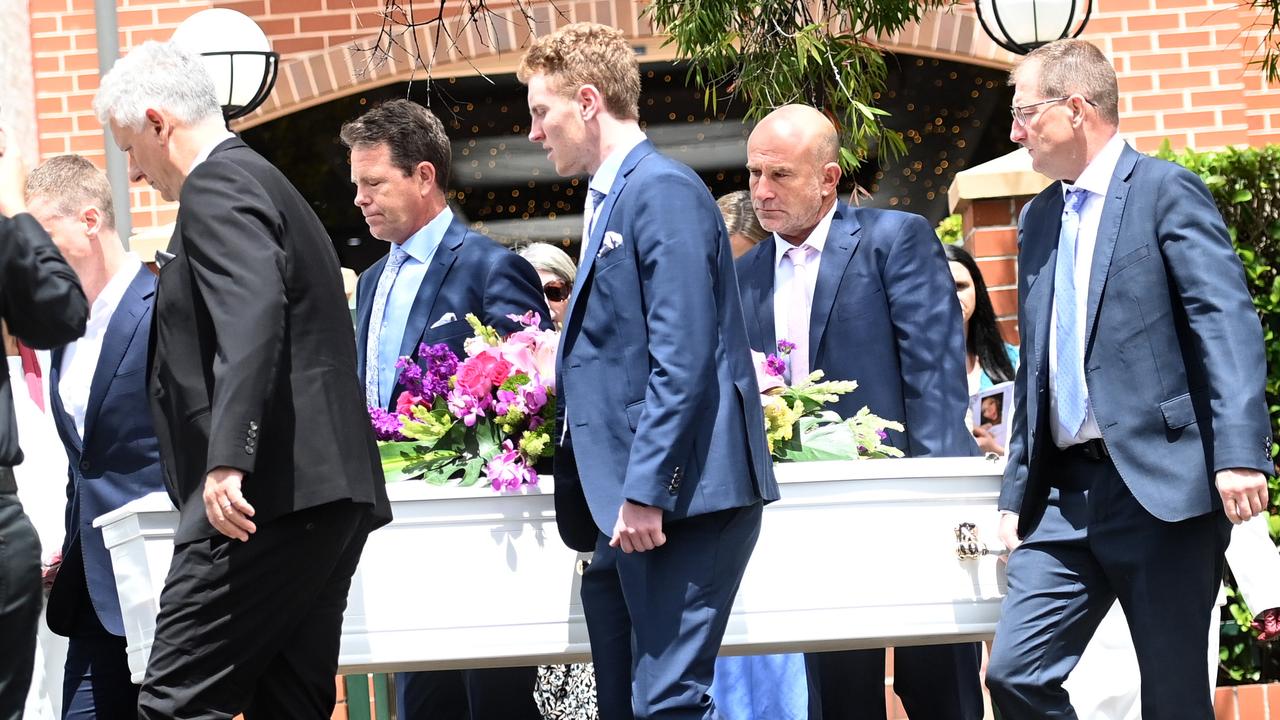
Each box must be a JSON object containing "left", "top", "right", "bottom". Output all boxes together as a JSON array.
[{"left": 96, "top": 456, "right": 1007, "bottom": 683}]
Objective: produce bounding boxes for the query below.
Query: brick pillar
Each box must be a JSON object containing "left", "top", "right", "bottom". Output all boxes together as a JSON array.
[
  {"left": 948, "top": 148, "right": 1053, "bottom": 346},
  {"left": 961, "top": 196, "right": 1028, "bottom": 345}
]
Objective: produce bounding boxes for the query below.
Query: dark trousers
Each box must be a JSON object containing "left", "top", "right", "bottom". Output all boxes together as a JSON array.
[
  {"left": 986, "top": 452, "right": 1230, "bottom": 719},
  {"left": 804, "top": 642, "right": 984, "bottom": 720},
  {"left": 0, "top": 495, "right": 41, "bottom": 720},
  {"left": 395, "top": 666, "right": 541, "bottom": 720},
  {"left": 138, "top": 501, "right": 373, "bottom": 720},
  {"left": 62, "top": 606, "right": 137, "bottom": 720},
  {"left": 583, "top": 502, "right": 763, "bottom": 720}
]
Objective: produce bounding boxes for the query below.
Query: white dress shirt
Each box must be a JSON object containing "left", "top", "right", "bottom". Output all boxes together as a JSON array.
[
  {"left": 58, "top": 255, "right": 142, "bottom": 439},
  {"left": 1048, "top": 133, "right": 1128, "bottom": 448},
  {"left": 771, "top": 202, "right": 838, "bottom": 348}
]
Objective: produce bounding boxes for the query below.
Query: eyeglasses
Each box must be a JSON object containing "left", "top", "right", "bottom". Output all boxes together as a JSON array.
[
  {"left": 543, "top": 281, "right": 569, "bottom": 302},
  {"left": 1010, "top": 96, "right": 1098, "bottom": 125}
]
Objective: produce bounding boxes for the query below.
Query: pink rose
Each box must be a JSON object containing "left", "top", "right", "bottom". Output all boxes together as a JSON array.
[
  {"left": 395, "top": 391, "right": 423, "bottom": 418},
  {"left": 455, "top": 351, "right": 512, "bottom": 397}
]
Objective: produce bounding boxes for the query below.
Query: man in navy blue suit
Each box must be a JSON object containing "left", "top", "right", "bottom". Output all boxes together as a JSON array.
[
  {"left": 735, "top": 105, "right": 982, "bottom": 720},
  {"left": 984, "top": 40, "right": 1272, "bottom": 719},
  {"left": 342, "top": 99, "right": 550, "bottom": 720},
  {"left": 519, "top": 22, "right": 779, "bottom": 720},
  {"left": 25, "top": 154, "right": 166, "bottom": 719}
]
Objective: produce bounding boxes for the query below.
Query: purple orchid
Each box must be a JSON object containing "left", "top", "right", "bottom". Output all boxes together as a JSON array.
[
  {"left": 484, "top": 441, "right": 538, "bottom": 491},
  {"left": 447, "top": 388, "right": 490, "bottom": 427}
]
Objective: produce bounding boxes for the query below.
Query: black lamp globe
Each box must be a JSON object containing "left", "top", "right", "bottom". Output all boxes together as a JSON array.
[
  {"left": 975, "top": 0, "right": 1092, "bottom": 55},
  {"left": 171, "top": 9, "right": 280, "bottom": 121}
]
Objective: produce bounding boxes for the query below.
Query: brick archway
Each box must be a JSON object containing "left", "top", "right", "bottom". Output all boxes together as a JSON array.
[{"left": 235, "top": 2, "right": 1019, "bottom": 131}]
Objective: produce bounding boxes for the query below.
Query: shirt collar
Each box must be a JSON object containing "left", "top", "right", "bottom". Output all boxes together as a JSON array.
[
  {"left": 773, "top": 201, "right": 838, "bottom": 268},
  {"left": 89, "top": 254, "right": 142, "bottom": 326},
  {"left": 397, "top": 206, "right": 454, "bottom": 263},
  {"left": 1063, "top": 133, "right": 1127, "bottom": 199},
  {"left": 589, "top": 130, "right": 647, "bottom": 197},
  {"left": 188, "top": 130, "right": 237, "bottom": 176}
]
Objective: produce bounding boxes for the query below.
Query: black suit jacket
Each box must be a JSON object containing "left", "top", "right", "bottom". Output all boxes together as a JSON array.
[
  {"left": 354, "top": 216, "right": 550, "bottom": 410},
  {"left": 1, "top": 213, "right": 87, "bottom": 467},
  {"left": 149, "top": 138, "right": 390, "bottom": 543}
]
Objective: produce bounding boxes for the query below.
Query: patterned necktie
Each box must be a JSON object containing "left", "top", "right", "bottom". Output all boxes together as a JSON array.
[
  {"left": 579, "top": 187, "right": 606, "bottom": 264},
  {"left": 786, "top": 244, "right": 815, "bottom": 385},
  {"left": 365, "top": 245, "right": 410, "bottom": 409},
  {"left": 17, "top": 341, "right": 43, "bottom": 412},
  {"left": 1054, "top": 188, "right": 1090, "bottom": 438}
]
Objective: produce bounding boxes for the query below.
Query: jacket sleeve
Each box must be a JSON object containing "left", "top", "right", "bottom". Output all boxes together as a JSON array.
[
  {"left": 1154, "top": 165, "right": 1272, "bottom": 475},
  {"left": 620, "top": 168, "right": 723, "bottom": 510},
  {"left": 178, "top": 161, "right": 287, "bottom": 477},
  {"left": 0, "top": 213, "right": 87, "bottom": 348},
  {"left": 883, "top": 213, "right": 979, "bottom": 458}
]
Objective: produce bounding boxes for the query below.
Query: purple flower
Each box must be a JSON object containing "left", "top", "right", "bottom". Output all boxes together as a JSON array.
[
  {"left": 519, "top": 381, "right": 548, "bottom": 415},
  {"left": 777, "top": 339, "right": 796, "bottom": 355},
  {"left": 494, "top": 388, "right": 520, "bottom": 417},
  {"left": 506, "top": 310, "right": 543, "bottom": 329},
  {"left": 368, "top": 406, "right": 406, "bottom": 441},
  {"left": 447, "top": 387, "right": 490, "bottom": 427},
  {"left": 484, "top": 441, "right": 538, "bottom": 491},
  {"left": 764, "top": 354, "right": 787, "bottom": 377},
  {"left": 395, "top": 356, "right": 426, "bottom": 397},
  {"left": 416, "top": 343, "right": 459, "bottom": 402},
  {"left": 877, "top": 429, "right": 888, "bottom": 440}
]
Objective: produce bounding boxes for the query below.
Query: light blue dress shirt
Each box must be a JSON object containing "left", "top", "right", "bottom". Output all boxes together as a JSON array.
[{"left": 377, "top": 207, "right": 453, "bottom": 408}]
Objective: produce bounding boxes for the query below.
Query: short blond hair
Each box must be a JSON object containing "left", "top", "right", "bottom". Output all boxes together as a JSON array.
[
  {"left": 1012, "top": 39, "right": 1119, "bottom": 126},
  {"left": 517, "top": 23, "right": 640, "bottom": 121},
  {"left": 26, "top": 154, "right": 116, "bottom": 231}
]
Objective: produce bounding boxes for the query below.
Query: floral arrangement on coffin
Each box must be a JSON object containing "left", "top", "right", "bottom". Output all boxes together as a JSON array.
[
  {"left": 754, "top": 340, "right": 904, "bottom": 461},
  {"left": 369, "top": 312, "right": 557, "bottom": 491}
]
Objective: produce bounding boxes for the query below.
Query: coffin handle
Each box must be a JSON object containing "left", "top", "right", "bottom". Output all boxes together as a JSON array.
[{"left": 955, "top": 522, "right": 1008, "bottom": 560}]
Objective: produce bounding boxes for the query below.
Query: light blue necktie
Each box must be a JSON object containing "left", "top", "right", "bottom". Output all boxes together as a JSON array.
[
  {"left": 365, "top": 245, "right": 409, "bottom": 409},
  {"left": 1054, "top": 188, "right": 1090, "bottom": 438},
  {"left": 579, "top": 187, "right": 606, "bottom": 263}
]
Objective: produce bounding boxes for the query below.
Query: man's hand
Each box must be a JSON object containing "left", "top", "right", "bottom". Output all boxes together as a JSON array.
[
  {"left": 204, "top": 466, "right": 257, "bottom": 541},
  {"left": 998, "top": 512, "right": 1022, "bottom": 559},
  {"left": 0, "top": 124, "right": 29, "bottom": 217},
  {"left": 610, "top": 501, "right": 666, "bottom": 554},
  {"left": 1216, "top": 468, "right": 1269, "bottom": 524}
]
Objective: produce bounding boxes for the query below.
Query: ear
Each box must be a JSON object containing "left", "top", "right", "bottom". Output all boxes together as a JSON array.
[
  {"left": 415, "top": 161, "right": 437, "bottom": 195},
  {"left": 144, "top": 108, "right": 171, "bottom": 145},
  {"left": 1069, "top": 95, "right": 1089, "bottom": 127},
  {"left": 577, "top": 84, "right": 604, "bottom": 122},
  {"left": 81, "top": 205, "right": 104, "bottom": 237},
  {"left": 819, "top": 161, "right": 843, "bottom": 197}
]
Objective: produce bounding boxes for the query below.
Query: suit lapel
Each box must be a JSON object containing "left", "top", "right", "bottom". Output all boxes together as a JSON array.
[
  {"left": 1026, "top": 188, "right": 1064, "bottom": 386},
  {"left": 562, "top": 140, "right": 654, "bottom": 337},
  {"left": 742, "top": 244, "right": 777, "bottom": 353},
  {"left": 82, "top": 267, "right": 153, "bottom": 446},
  {"left": 809, "top": 204, "right": 861, "bottom": 366},
  {"left": 48, "top": 346, "right": 83, "bottom": 454},
  {"left": 1083, "top": 145, "right": 1137, "bottom": 350},
  {"left": 398, "top": 220, "right": 463, "bottom": 362},
  {"left": 354, "top": 254, "right": 385, "bottom": 378}
]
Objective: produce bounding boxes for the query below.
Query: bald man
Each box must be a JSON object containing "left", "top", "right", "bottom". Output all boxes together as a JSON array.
[{"left": 734, "top": 105, "right": 982, "bottom": 720}]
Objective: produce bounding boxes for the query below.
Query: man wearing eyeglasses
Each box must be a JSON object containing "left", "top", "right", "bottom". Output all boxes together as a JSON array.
[
  {"left": 341, "top": 99, "right": 551, "bottom": 720},
  {"left": 985, "top": 39, "right": 1271, "bottom": 719}
]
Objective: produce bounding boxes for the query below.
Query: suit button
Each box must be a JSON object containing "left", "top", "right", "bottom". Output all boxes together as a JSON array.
[
  {"left": 248, "top": 429, "right": 258, "bottom": 439},
  {"left": 249, "top": 421, "right": 259, "bottom": 430},
  {"left": 79, "top": 460, "right": 90, "bottom": 472},
  {"left": 244, "top": 446, "right": 255, "bottom": 455}
]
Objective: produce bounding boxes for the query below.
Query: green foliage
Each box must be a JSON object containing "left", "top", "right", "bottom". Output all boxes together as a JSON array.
[
  {"left": 1255, "top": 0, "right": 1280, "bottom": 83},
  {"left": 1157, "top": 141, "right": 1280, "bottom": 684},
  {"left": 936, "top": 213, "right": 963, "bottom": 245},
  {"left": 644, "top": 0, "right": 949, "bottom": 171}
]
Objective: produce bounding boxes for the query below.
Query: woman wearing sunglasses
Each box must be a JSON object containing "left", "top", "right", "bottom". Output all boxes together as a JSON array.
[{"left": 518, "top": 242, "right": 577, "bottom": 329}]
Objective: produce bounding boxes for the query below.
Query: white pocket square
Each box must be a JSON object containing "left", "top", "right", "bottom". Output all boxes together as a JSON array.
[
  {"left": 598, "top": 231, "right": 624, "bottom": 257},
  {"left": 430, "top": 312, "right": 457, "bottom": 329}
]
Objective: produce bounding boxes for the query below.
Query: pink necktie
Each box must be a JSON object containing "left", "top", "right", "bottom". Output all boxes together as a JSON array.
[
  {"left": 17, "top": 341, "right": 44, "bottom": 412},
  {"left": 786, "top": 245, "right": 813, "bottom": 384}
]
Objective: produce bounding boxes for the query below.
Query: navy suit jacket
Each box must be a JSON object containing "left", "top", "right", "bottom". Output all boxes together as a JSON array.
[
  {"left": 736, "top": 202, "right": 977, "bottom": 458},
  {"left": 47, "top": 266, "right": 166, "bottom": 636},
  {"left": 1001, "top": 143, "right": 1272, "bottom": 532},
  {"left": 355, "top": 216, "right": 550, "bottom": 410},
  {"left": 554, "top": 140, "right": 778, "bottom": 551}
]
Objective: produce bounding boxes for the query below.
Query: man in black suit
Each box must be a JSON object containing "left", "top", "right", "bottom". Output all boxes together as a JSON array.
[
  {"left": 26, "top": 154, "right": 166, "bottom": 720},
  {"left": 94, "top": 41, "right": 391, "bottom": 719},
  {"left": 341, "top": 99, "right": 548, "bottom": 720},
  {"left": 0, "top": 126, "right": 88, "bottom": 720}
]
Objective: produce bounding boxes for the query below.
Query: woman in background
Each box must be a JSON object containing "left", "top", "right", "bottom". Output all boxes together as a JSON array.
[
  {"left": 518, "top": 242, "right": 576, "bottom": 329},
  {"left": 717, "top": 190, "right": 768, "bottom": 259},
  {"left": 944, "top": 244, "right": 1017, "bottom": 455}
]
